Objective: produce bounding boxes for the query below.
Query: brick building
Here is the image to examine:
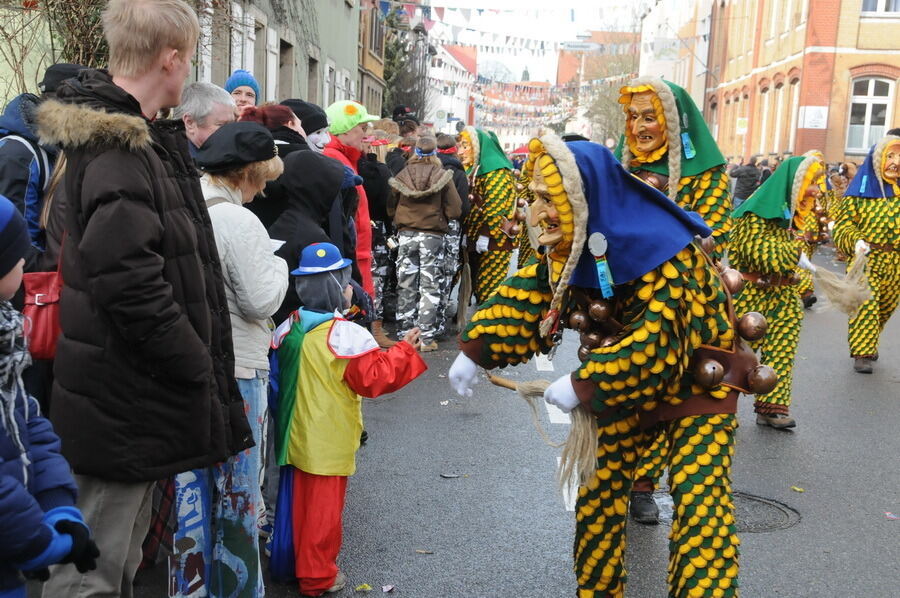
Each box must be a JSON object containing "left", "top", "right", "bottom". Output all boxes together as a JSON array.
[{"left": 704, "top": 0, "right": 900, "bottom": 163}]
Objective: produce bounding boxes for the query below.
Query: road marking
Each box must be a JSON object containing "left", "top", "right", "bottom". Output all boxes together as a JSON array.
[
  {"left": 545, "top": 402, "right": 571, "bottom": 424},
  {"left": 534, "top": 353, "right": 555, "bottom": 372},
  {"left": 557, "top": 457, "right": 577, "bottom": 511}
]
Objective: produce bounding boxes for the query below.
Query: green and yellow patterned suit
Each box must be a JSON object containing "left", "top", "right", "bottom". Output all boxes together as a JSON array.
[
  {"left": 460, "top": 127, "right": 518, "bottom": 303},
  {"left": 832, "top": 136, "right": 900, "bottom": 360},
  {"left": 617, "top": 77, "right": 733, "bottom": 491},
  {"left": 729, "top": 155, "right": 823, "bottom": 416},
  {"left": 459, "top": 136, "right": 747, "bottom": 598}
]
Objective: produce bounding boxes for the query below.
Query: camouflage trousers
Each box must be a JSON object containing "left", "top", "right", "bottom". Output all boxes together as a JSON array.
[
  {"left": 435, "top": 221, "right": 462, "bottom": 338},
  {"left": 370, "top": 221, "right": 392, "bottom": 320},
  {"left": 396, "top": 230, "right": 445, "bottom": 343}
]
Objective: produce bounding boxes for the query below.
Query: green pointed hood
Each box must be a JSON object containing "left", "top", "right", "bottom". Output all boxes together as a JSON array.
[
  {"left": 614, "top": 77, "right": 725, "bottom": 198},
  {"left": 464, "top": 126, "right": 513, "bottom": 175},
  {"left": 732, "top": 155, "right": 820, "bottom": 227}
]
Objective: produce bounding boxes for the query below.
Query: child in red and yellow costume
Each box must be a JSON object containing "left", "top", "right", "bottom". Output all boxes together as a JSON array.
[{"left": 269, "top": 243, "right": 426, "bottom": 596}]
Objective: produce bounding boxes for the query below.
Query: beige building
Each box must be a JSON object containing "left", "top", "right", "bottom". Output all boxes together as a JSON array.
[{"left": 704, "top": 0, "right": 900, "bottom": 164}]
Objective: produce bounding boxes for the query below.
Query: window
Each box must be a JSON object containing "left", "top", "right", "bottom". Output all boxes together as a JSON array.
[
  {"left": 846, "top": 77, "right": 894, "bottom": 152},
  {"left": 862, "top": 0, "right": 900, "bottom": 12},
  {"left": 369, "top": 8, "right": 385, "bottom": 57}
]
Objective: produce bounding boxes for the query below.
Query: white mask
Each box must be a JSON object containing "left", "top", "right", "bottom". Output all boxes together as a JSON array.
[{"left": 307, "top": 130, "right": 331, "bottom": 153}]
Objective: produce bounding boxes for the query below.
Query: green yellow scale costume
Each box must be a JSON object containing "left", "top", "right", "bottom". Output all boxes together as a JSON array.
[
  {"left": 730, "top": 155, "right": 824, "bottom": 416},
  {"left": 457, "top": 135, "right": 765, "bottom": 597},
  {"left": 617, "top": 77, "right": 733, "bottom": 494},
  {"left": 832, "top": 135, "right": 900, "bottom": 361},
  {"left": 461, "top": 127, "right": 519, "bottom": 303}
]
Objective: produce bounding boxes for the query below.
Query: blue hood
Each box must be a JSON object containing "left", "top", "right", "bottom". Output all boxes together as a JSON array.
[
  {"left": 566, "top": 141, "right": 711, "bottom": 287},
  {"left": 0, "top": 94, "right": 40, "bottom": 141},
  {"left": 845, "top": 142, "right": 898, "bottom": 199}
]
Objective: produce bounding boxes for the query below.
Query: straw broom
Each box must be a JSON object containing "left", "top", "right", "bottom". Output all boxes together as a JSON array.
[
  {"left": 488, "top": 374, "right": 598, "bottom": 492},
  {"left": 813, "top": 250, "right": 871, "bottom": 317}
]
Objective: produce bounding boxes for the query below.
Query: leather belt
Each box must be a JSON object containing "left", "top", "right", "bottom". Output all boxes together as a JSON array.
[
  {"left": 869, "top": 242, "right": 897, "bottom": 252},
  {"left": 740, "top": 271, "right": 798, "bottom": 288}
]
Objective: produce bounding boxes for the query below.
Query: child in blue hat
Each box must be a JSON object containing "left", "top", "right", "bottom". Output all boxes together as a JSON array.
[
  {"left": 0, "top": 195, "right": 99, "bottom": 597},
  {"left": 268, "top": 243, "right": 426, "bottom": 596}
]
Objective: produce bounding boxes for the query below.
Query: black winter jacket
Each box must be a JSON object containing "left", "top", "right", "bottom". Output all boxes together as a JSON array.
[
  {"left": 358, "top": 153, "right": 392, "bottom": 223},
  {"left": 245, "top": 127, "right": 309, "bottom": 229},
  {"left": 35, "top": 69, "right": 252, "bottom": 482},
  {"left": 268, "top": 149, "right": 346, "bottom": 324},
  {"left": 731, "top": 164, "right": 760, "bottom": 199}
]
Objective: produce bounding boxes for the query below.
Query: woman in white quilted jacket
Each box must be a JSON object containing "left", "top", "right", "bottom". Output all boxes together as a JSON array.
[{"left": 170, "top": 121, "right": 287, "bottom": 598}]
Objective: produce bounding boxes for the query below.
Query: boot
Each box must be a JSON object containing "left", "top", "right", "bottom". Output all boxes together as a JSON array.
[
  {"left": 629, "top": 491, "right": 659, "bottom": 525},
  {"left": 371, "top": 320, "right": 396, "bottom": 348},
  {"left": 755, "top": 412, "right": 797, "bottom": 429},
  {"left": 853, "top": 356, "right": 873, "bottom": 373}
]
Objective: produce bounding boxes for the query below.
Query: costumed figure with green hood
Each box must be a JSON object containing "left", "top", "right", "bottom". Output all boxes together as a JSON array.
[
  {"left": 459, "top": 127, "right": 521, "bottom": 303},
  {"left": 449, "top": 134, "right": 776, "bottom": 598},
  {"left": 615, "top": 77, "right": 732, "bottom": 259},
  {"left": 792, "top": 151, "right": 833, "bottom": 310},
  {"left": 729, "top": 153, "right": 826, "bottom": 429},
  {"left": 616, "top": 76, "right": 735, "bottom": 523},
  {"left": 832, "top": 134, "right": 900, "bottom": 374}
]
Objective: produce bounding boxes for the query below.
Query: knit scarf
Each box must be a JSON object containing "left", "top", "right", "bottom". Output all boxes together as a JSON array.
[{"left": 0, "top": 300, "right": 34, "bottom": 484}]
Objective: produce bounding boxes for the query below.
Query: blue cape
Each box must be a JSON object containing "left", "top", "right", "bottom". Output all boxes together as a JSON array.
[
  {"left": 845, "top": 143, "right": 898, "bottom": 199},
  {"left": 566, "top": 141, "right": 711, "bottom": 287}
]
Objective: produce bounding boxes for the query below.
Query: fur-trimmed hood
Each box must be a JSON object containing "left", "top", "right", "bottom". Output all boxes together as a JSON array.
[
  {"left": 389, "top": 162, "right": 453, "bottom": 198},
  {"left": 34, "top": 68, "right": 151, "bottom": 152}
]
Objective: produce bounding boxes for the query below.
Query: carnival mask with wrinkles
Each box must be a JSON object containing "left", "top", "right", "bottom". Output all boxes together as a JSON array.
[
  {"left": 882, "top": 140, "right": 900, "bottom": 185},
  {"left": 459, "top": 131, "right": 475, "bottom": 170},
  {"left": 793, "top": 162, "right": 824, "bottom": 230},
  {"left": 626, "top": 91, "right": 666, "bottom": 155},
  {"left": 529, "top": 172, "right": 563, "bottom": 247}
]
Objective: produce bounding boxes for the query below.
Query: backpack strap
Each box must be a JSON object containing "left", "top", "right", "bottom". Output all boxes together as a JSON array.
[{"left": 1, "top": 135, "right": 50, "bottom": 192}]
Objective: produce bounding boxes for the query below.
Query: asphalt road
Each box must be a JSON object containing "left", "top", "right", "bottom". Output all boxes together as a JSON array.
[{"left": 33, "top": 248, "right": 900, "bottom": 597}]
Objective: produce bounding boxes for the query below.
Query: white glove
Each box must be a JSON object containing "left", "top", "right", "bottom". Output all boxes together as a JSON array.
[
  {"left": 797, "top": 253, "right": 816, "bottom": 273},
  {"left": 855, "top": 239, "right": 870, "bottom": 255},
  {"left": 449, "top": 352, "right": 479, "bottom": 397},
  {"left": 475, "top": 235, "right": 490, "bottom": 254},
  {"left": 543, "top": 374, "right": 580, "bottom": 413}
]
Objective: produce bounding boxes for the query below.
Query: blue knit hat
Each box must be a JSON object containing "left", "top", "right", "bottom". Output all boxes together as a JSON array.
[
  {"left": 224, "top": 69, "right": 260, "bottom": 104},
  {"left": 0, "top": 195, "right": 30, "bottom": 277}
]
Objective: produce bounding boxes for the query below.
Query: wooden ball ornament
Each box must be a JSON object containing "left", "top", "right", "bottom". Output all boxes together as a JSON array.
[
  {"left": 600, "top": 336, "right": 618, "bottom": 348},
  {"left": 737, "top": 312, "right": 768, "bottom": 341},
  {"left": 578, "top": 345, "right": 591, "bottom": 362},
  {"left": 699, "top": 236, "right": 716, "bottom": 256},
  {"left": 694, "top": 358, "right": 725, "bottom": 389},
  {"left": 588, "top": 300, "right": 612, "bottom": 322},
  {"left": 568, "top": 310, "right": 589, "bottom": 331},
  {"left": 748, "top": 365, "right": 778, "bottom": 394},
  {"left": 580, "top": 331, "right": 602, "bottom": 349},
  {"left": 720, "top": 268, "right": 745, "bottom": 296}
]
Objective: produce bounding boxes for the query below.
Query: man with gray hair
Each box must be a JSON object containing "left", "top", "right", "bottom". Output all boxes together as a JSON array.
[{"left": 173, "top": 81, "right": 237, "bottom": 155}]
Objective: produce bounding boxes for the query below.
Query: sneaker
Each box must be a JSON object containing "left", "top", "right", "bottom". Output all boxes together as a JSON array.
[
  {"left": 325, "top": 571, "right": 347, "bottom": 594},
  {"left": 420, "top": 340, "right": 439, "bottom": 352},
  {"left": 258, "top": 521, "right": 273, "bottom": 539},
  {"left": 755, "top": 412, "right": 796, "bottom": 429},
  {"left": 360, "top": 429, "right": 369, "bottom": 445},
  {"left": 629, "top": 491, "right": 659, "bottom": 525},
  {"left": 853, "top": 357, "right": 873, "bottom": 373},
  {"left": 801, "top": 294, "right": 817, "bottom": 309}
]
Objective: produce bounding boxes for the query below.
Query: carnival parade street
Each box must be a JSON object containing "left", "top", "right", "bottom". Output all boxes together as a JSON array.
[{"left": 82, "top": 250, "right": 896, "bottom": 598}]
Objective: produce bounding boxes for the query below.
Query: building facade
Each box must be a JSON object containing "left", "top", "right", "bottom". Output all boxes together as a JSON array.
[
  {"left": 358, "top": 3, "right": 386, "bottom": 117},
  {"left": 194, "top": 0, "right": 361, "bottom": 106},
  {"left": 705, "top": 0, "right": 900, "bottom": 163},
  {"left": 640, "top": 0, "right": 713, "bottom": 109},
  {"left": 425, "top": 44, "right": 477, "bottom": 135}
]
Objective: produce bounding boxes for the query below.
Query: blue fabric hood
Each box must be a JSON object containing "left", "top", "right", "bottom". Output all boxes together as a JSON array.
[
  {"left": 0, "top": 94, "right": 39, "bottom": 141},
  {"left": 566, "top": 141, "right": 711, "bottom": 287},
  {"left": 845, "top": 142, "right": 898, "bottom": 199}
]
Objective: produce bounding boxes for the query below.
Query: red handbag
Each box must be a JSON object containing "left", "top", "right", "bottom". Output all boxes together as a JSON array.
[{"left": 22, "top": 247, "right": 63, "bottom": 360}]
